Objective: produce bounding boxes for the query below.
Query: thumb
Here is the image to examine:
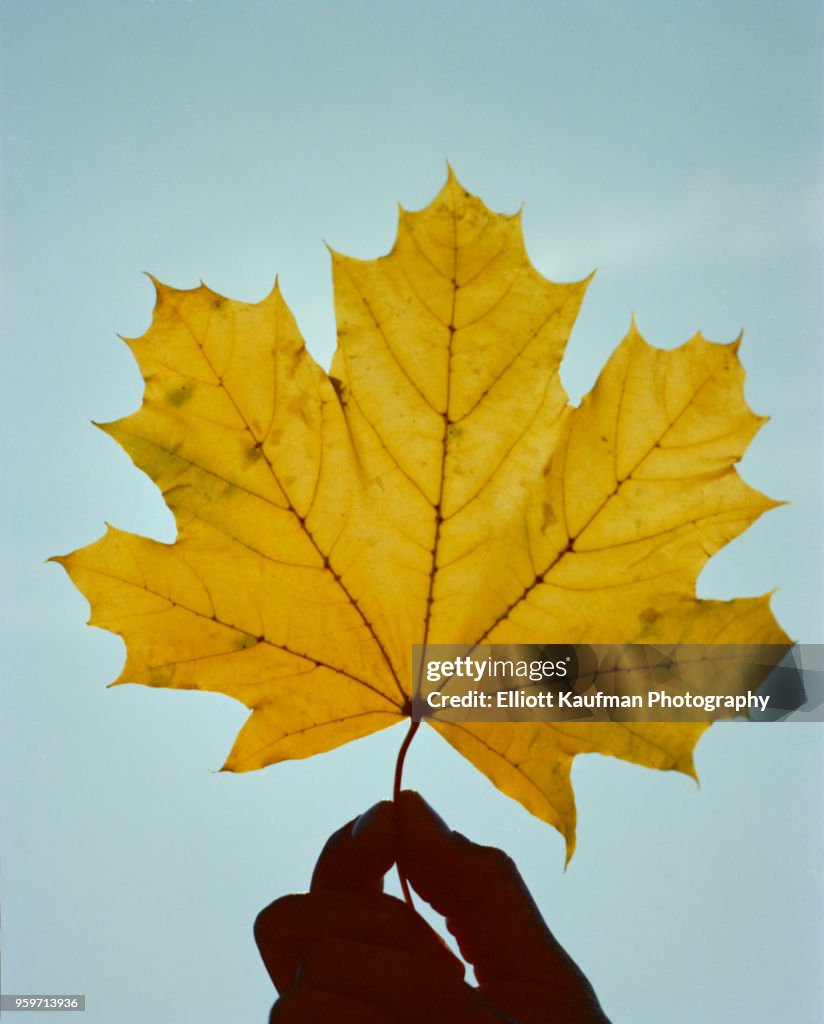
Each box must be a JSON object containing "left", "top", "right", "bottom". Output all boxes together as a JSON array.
[
  {"left": 396, "top": 791, "right": 609, "bottom": 1022},
  {"left": 395, "top": 791, "right": 556, "bottom": 980}
]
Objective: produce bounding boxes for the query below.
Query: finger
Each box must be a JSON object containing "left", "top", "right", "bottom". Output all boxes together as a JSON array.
[
  {"left": 396, "top": 790, "right": 602, "bottom": 1014},
  {"left": 311, "top": 799, "right": 395, "bottom": 894},
  {"left": 255, "top": 890, "right": 463, "bottom": 993},
  {"left": 296, "top": 938, "right": 509, "bottom": 1024},
  {"left": 270, "top": 986, "right": 401, "bottom": 1024}
]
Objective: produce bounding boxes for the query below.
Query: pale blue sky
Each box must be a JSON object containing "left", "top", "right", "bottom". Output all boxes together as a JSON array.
[{"left": 2, "top": 2, "right": 822, "bottom": 1022}]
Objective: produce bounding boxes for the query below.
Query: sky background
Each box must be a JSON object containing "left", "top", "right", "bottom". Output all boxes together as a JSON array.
[{"left": 2, "top": 2, "right": 822, "bottom": 1022}]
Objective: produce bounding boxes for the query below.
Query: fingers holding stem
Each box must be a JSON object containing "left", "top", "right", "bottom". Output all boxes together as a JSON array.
[{"left": 393, "top": 719, "right": 421, "bottom": 909}]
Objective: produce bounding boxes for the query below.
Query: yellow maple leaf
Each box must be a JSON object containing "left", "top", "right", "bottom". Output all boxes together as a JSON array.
[{"left": 55, "top": 171, "right": 788, "bottom": 855}]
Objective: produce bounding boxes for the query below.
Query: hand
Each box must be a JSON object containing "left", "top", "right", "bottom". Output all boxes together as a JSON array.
[{"left": 255, "top": 791, "right": 610, "bottom": 1023}]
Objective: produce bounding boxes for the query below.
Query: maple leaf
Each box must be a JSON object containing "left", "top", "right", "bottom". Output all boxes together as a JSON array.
[{"left": 55, "top": 171, "right": 788, "bottom": 855}]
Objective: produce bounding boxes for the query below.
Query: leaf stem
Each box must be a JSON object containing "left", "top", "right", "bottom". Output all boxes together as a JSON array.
[{"left": 393, "top": 718, "right": 420, "bottom": 909}]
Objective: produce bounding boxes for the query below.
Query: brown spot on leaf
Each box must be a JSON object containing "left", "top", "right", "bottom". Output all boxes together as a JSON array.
[{"left": 167, "top": 381, "right": 195, "bottom": 407}]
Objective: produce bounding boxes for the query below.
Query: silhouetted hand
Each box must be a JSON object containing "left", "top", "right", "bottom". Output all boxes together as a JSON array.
[{"left": 255, "top": 791, "right": 611, "bottom": 1023}]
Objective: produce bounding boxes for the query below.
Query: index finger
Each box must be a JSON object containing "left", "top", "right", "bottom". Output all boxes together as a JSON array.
[{"left": 310, "top": 799, "right": 395, "bottom": 893}]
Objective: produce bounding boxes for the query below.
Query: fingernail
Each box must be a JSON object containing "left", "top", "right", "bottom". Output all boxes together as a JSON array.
[{"left": 351, "top": 799, "right": 388, "bottom": 838}]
